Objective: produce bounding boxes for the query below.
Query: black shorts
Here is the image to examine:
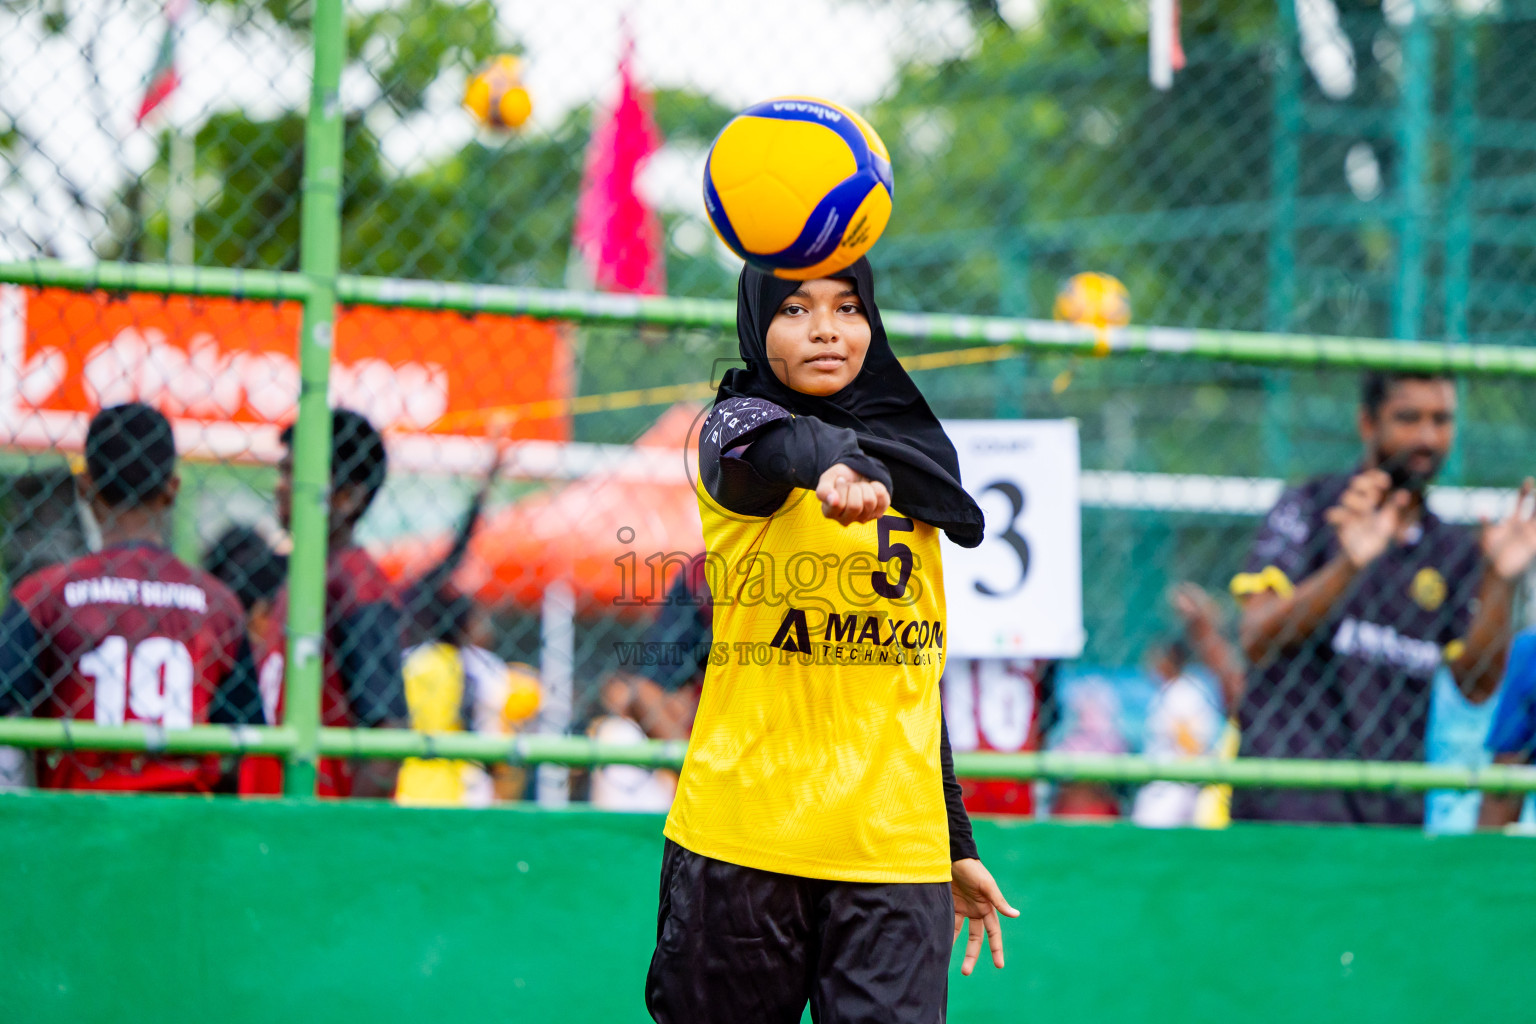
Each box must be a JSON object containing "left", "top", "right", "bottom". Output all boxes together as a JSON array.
[{"left": 646, "top": 839, "right": 953, "bottom": 1024}]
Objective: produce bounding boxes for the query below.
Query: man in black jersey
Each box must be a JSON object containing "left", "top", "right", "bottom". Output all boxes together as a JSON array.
[{"left": 1231, "top": 371, "right": 1536, "bottom": 824}]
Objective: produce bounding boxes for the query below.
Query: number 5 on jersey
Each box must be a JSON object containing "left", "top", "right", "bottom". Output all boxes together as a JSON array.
[{"left": 872, "top": 515, "right": 915, "bottom": 599}]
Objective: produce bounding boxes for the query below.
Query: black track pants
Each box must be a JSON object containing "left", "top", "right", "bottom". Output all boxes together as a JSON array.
[{"left": 646, "top": 839, "right": 953, "bottom": 1024}]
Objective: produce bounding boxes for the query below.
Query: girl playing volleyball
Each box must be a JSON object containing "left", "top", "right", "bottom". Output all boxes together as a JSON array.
[{"left": 647, "top": 258, "right": 1017, "bottom": 1023}]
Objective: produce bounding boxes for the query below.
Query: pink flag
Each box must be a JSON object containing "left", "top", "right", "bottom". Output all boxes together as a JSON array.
[
  {"left": 573, "top": 36, "right": 666, "bottom": 296},
  {"left": 136, "top": 0, "right": 187, "bottom": 126}
]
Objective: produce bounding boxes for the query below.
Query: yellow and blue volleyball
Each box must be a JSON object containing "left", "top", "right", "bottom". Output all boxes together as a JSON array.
[
  {"left": 703, "top": 97, "right": 893, "bottom": 280},
  {"left": 1053, "top": 271, "right": 1132, "bottom": 327}
]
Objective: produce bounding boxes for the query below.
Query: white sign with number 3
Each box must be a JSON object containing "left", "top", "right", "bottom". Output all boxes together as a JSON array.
[{"left": 939, "top": 420, "right": 1084, "bottom": 659}]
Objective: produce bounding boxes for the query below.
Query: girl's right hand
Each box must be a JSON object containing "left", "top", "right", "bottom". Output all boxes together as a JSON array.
[{"left": 816, "top": 463, "right": 891, "bottom": 525}]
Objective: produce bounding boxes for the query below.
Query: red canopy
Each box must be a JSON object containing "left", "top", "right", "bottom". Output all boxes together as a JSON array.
[{"left": 377, "top": 404, "right": 706, "bottom": 614}]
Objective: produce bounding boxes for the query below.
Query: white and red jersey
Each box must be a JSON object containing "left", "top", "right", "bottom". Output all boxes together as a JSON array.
[{"left": 942, "top": 658, "right": 1048, "bottom": 816}]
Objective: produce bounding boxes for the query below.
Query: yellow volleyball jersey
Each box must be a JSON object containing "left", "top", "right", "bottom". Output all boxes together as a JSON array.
[{"left": 664, "top": 481, "right": 951, "bottom": 883}]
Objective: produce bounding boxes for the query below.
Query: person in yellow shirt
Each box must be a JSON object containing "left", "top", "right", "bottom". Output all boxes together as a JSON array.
[
  {"left": 646, "top": 258, "right": 1017, "bottom": 1024},
  {"left": 394, "top": 448, "right": 540, "bottom": 806},
  {"left": 396, "top": 587, "right": 541, "bottom": 807}
]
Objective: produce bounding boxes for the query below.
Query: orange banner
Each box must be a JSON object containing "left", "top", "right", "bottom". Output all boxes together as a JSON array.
[{"left": 0, "top": 286, "right": 572, "bottom": 454}]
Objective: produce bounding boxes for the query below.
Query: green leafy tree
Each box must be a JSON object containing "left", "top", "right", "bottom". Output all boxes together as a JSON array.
[
  {"left": 97, "top": 0, "right": 573, "bottom": 280},
  {"left": 869, "top": 0, "right": 1280, "bottom": 324}
]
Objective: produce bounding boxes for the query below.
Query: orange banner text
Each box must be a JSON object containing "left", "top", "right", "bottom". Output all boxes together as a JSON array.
[{"left": 0, "top": 285, "right": 572, "bottom": 465}]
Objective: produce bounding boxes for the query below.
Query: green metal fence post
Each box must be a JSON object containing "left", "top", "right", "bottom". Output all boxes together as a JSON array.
[
  {"left": 1443, "top": 14, "right": 1477, "bottom": 486},
  {"left": 1444, "top": 17, "right": 1475, "bottom": 345},
  {"left": 1263, "top": 0, "right": 1302, "bottom": 476},
  {"left": 1266, "top": 2, "right": 1301, "bottom": 334},
  {"left": 282, "top": 0, "right": 347, "bottom": 798},
  {"left": 1393, "top": 0, "right": 1433, "bottom": 341}
]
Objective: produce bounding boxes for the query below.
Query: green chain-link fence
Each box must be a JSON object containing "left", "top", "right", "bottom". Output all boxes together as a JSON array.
[
  {"left": 12, "top": 1, "right": 1536, "bottom": 340},
  {"left": 1, "top": 0, "right": 1535, "bottom": 817}
]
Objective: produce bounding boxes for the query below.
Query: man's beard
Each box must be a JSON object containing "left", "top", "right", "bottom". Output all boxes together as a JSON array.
[{"left": 1375, "top": 445, "right": 1443, "bottom": 495}]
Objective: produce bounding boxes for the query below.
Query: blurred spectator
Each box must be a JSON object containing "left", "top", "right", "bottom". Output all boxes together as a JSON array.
[
  {"left": 0, "top": 467, "right": 88, "bottom": 579},
  {"left": 397, "top": 586, "right": 540, "bottom": 807},
  {"left": 1479, "top": 625, "right": 1536, "bottom": 828},
  {"left": 0, "top": 403, "right": 261, "bottom": 791},
  {"left": 390, "top": 443, "right": 541, "bottom": 806},
  {"left": 203, "top": 524, "right": 286, "bottom": 641},
  {"left": 589, "top": 561, "right": 709, "bottom": 810},
  {"left": 0, "top": 466, "right": 86, "bottom": 789},
  {"left": 588, "top": 714, "right": 677, "bottom": 811},
  {"left": 1051, "top": 678, "right": 1127, "bottom": 819},
  {"left": 1421, "top": 665, "right": 1505, "bottom": 833},
  {"left": 1130, "top": 638, "right": 1219, "bottom": 828},
  {"left": 1231, "top": 372, "right": 1536, "bottom": 825},
  {"left": 237, "top": 408, "right": 407, "bottom": 798},
  {"left": 0, "top": 744, "right": 32, "bottom": 789},
  {"left": 942, "top": 658, "right": 1054, "bottom": 817},
  {"left": 1174, "top": 582, "right": 1247, "bottom": 714},
  {"left": 1169, "top": 583, "right": 1248, "bottom": 828},
  {"left": 399, "top": 440, "right": 503, "bottom": 647},
  {"left": 600, "top": 557, "right": 708, "bottom": 742},
  {"left": 1129, "top": 584, "right": 1244, "bottom": 828}
]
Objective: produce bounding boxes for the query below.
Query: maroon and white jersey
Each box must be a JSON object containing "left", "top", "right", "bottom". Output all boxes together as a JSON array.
[
  {"left": 237, "top": 545, "right": 405, "bottom": 798},
  {"left": 0, "top": 541, "right": 259, "bottom": 791},
  {"left": 941, "top": 658, "right": 1048, "bottom": 816}
]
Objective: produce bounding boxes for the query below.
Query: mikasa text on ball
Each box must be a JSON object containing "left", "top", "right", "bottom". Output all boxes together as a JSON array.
[{"left": 704, "top": 97, "right": 893, "bottom": 280}]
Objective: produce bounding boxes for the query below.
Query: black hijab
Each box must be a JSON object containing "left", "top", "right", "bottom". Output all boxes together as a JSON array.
[{"left": 716, "top": 258, "right": 985, "bottom": 548}]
